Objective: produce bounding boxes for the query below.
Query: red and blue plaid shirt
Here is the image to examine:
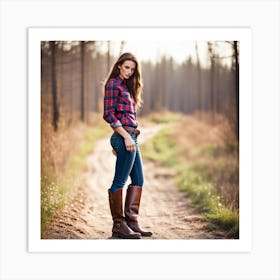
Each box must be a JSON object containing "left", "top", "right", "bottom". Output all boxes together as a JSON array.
[{"left": 103, "top": 76, "right": 138, "bottom": 128}]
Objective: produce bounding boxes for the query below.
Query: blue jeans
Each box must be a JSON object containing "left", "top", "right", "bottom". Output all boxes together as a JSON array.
[{"left": 109, "top": 131, "right": 144, "bottom": 192}]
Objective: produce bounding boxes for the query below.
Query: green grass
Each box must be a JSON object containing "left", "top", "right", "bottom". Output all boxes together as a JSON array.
[
  {"left": 141, "top": 121, "right": 239, "bottom": 239},
  {"left": 178, "top": 166, "right": 239, "bottom": 238},
  {"left": 141, "top": 127, "right": 180, "bottom": 167},
  {"left": 41, "top": 172, "right": 65, "bottom": 233},
  {"left": 41, "top": 122, "right": 111, "bottom": 238}
]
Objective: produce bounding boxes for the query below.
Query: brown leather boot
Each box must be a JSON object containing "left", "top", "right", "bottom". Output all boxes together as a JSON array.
[
  {"left": 108, "top": 189, "right": 141, "bottom": 239},
  {"left": 125, "top": 185, "right": 153, "bottom": 237}
]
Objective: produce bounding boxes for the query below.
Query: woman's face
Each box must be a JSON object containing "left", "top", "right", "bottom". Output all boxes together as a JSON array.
[{"left": 118, "top": 60, "right": 136, "bottom": 80}]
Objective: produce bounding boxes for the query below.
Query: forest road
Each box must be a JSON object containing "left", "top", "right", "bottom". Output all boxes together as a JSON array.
[{"left": 46, "top": 124, "right": 223, "bottom": 240}]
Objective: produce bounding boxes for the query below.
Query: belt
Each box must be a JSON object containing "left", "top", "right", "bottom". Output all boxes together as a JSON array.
[{"left": 123, "top": 126, "right": 140, "bottom": 135}]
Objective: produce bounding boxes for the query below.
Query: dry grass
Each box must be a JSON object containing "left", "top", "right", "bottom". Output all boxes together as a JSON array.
[
  {"left": 41, "top": 115, "right": 84, "bottom": 181},
  {"left": 172, "top": 114, "right": 239, "bottom": 210},
  {"left": 40, "top": 108, "right": 110, "bottom": 235}
]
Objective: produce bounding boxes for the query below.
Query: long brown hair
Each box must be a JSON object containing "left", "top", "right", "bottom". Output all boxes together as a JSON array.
[{"left": 105, "top": 52, "right": 143, "bottom": 108}]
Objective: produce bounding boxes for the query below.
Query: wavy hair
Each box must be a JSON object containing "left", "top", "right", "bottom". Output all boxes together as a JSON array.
[{"left": 105, "top": 52, "right": 143, "bottom": 108}]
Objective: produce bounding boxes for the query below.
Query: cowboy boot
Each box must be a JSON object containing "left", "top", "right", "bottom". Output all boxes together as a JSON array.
[
  {"left": 108, "top": 189, "right": 141, "bottom": 239},
  {"left": 125, "top": 185, "right": 152, "bottom": 237}
]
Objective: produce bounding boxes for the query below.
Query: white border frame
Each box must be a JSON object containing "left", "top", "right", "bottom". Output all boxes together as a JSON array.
[{"left": 28, "top": 27, "right": 252, "bottom": 253}]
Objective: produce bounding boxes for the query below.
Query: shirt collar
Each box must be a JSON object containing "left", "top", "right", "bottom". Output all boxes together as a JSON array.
[{"left": 116, "top": 75, "right": 126, "bottom": 85}]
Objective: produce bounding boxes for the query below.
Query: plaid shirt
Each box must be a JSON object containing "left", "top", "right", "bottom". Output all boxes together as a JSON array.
[{"left": 103, "top": 76, "right": 138, "bottom": 128}]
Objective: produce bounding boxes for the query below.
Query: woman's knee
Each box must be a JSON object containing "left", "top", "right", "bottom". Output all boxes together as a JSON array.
[
  {"left": 110, "top": 184, "right": 124, "bottom": 193},
  {"left": 131, "top": 177, "right": 144, "bottom": 187}
]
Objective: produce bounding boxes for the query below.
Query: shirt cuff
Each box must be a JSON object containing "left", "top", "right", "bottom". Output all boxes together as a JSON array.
[{"left": 110, "top": 120, "right": 122, "bottom": 128}]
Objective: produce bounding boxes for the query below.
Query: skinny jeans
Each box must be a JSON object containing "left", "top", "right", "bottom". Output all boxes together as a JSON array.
[{"left": 109, "top": 131, "right": 144, "bottom": 192}]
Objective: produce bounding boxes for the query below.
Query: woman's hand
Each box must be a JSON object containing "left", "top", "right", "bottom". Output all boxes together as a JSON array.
[
  {"left": 113, "top": 126, "right": 136, "bottom": 152},
  {"left": 124, "top": 136, "right": 135, "bottom": 152}
]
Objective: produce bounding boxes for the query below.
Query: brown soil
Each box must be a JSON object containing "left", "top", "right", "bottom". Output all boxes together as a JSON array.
[{"left": 45, "top": 124, "right": 224, "bottom": 239}]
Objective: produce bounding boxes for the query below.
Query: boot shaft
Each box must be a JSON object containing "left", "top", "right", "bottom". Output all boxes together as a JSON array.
[
  {"left": 125, "top": 185, "right": 142, "bottom": 222},
  {"left": 124, "top": 185, "right": 153, "bottom": 237},
  {"left": 108, "top": 188, "right": 125, "bottom": 223}
]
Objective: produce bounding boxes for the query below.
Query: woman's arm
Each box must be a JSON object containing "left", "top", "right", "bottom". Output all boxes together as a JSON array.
[
  {"left": 103, "top": 79, "right": 122, "bottom": 128},
  {"left": 114, "top": 126, "right": 135, "bottom": 152},
  {"left": 103, "top": 79, "right": 135, "bottom": 152}
]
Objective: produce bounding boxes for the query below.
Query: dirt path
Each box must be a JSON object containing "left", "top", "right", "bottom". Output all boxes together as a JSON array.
[{"left": 45, "top": 124, "right": 222, "bottom": 239}]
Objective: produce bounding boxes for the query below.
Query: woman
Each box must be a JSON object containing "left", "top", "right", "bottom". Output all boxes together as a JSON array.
[{"left": 103, "top": 52, "right": 152, "bottom": 239}]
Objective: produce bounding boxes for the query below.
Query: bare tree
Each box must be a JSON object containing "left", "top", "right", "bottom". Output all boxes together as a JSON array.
[
  {"left": 207, "top": 41, "right": 216, "bottom": 123},
  {"left": 233, "top": 41, "right": 239, "bottom": 140},
  {"left": 80, "top": 41, "right": 85, "bottom": 121},
  {"left": 195, "top": 41, "right": 202, "bottom": 116},
  {"left": 107, "top": 41, "right": 111, "bottom": 73},
  {"left": 50, "top": 41, "right": 59, "bottom": 131},
  {"left": 119, "top": 41, "right": 126, "bottom": 56},
  {"left": 161, "top": 56, "right": 168, "bottom": 109}
]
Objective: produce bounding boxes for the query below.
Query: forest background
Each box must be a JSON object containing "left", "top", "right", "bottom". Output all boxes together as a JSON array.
[{"left": 41, "top": 40, "right": 239, "bottom": 239}]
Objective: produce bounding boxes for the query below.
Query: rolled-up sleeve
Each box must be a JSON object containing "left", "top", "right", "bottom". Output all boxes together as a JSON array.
[{"left": 103, "top": 79, "right": 122, "bottom": 128}]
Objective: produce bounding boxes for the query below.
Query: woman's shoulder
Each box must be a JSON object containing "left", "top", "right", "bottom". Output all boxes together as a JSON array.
[{"left": 106, "top": 76, "right": 122, "bottom": 87}]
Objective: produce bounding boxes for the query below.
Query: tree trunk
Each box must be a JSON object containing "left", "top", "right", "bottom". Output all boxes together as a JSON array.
[
  {"left": 107, "top": 41, "right": 111, "bottom": 73},
  {"left": 207, "top": 42, "right": 215, "bottom": 123},
  {"left": 80, "top": 41, "right": 85, "bottom": 121},
  {"left": 50, "top": 41, "right": 59, "bottom": 131},
  {"left": 233, "top": 41, "right": 239, "bottom": 140},
  {"left": 195, "top": 41, "right": 202, "bottom": 117}
]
